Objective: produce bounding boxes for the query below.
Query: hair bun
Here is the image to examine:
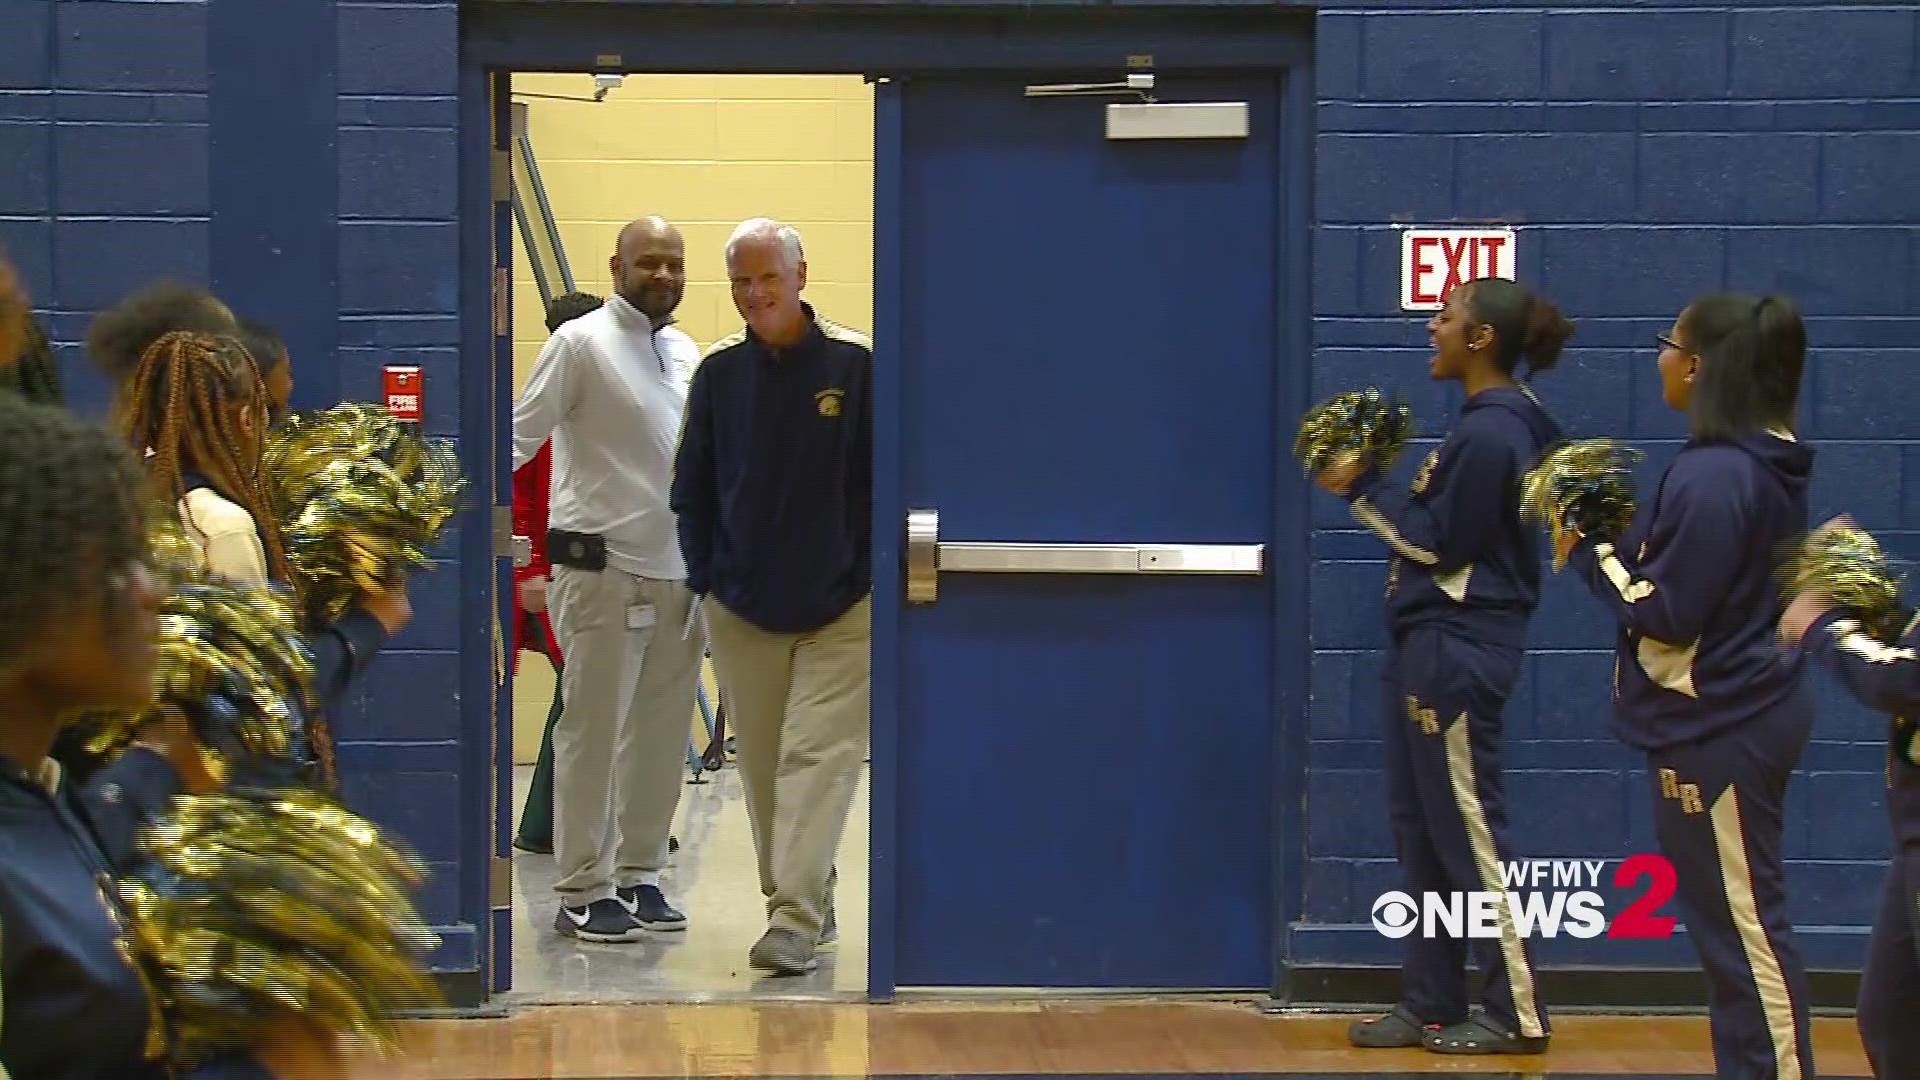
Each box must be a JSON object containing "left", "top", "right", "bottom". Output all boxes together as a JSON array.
[{"left": 1520, "top": 296, "right": 1575, "bottom": 375}]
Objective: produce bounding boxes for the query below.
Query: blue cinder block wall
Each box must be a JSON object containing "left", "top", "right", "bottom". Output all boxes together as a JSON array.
[
  {"left": 2, "top": 0, "right": 1913, "bottom": 989},
  {"left": 0, "top": 0, "right": 476, "bottom": 976},
  {"left": 1305, "top": 3, "right": 1918, "bottom": 971}
]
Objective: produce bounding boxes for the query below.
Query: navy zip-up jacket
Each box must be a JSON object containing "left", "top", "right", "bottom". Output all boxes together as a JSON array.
[
  {"left": 1803, "top": 608, "right": 1920, "bottom": 847},
  {"left": 1568, "top": 433, "right": 1813, "bottom": 751},
  {"left": 671, "top": 305, "right": 872, "bottom": 635},
  {"left": 1343, "top": 385, "right": 1563, "bottom": 649},
  {"left": 0, "top": 747, "right": 273, "bottom": 1080}
]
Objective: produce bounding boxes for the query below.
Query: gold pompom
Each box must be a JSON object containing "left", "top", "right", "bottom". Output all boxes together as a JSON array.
[
  {"left": 1520, "top": 439, "right": 1642, "bottom": 570},
  {"left": 1293, "top": 388, "right": 1414, "bottom": 477},
  {"left": 118, "top": 786, "right": 441, "bottom": 1063},
  {"left": 265, "top": 404, "right": 464, "bottom": 625},
  {"left": 70, "top": 512, "right": 321, "bottom": 784},
  {"left": 1779, "top": 522, "right": 1908, "bottom": 645}
]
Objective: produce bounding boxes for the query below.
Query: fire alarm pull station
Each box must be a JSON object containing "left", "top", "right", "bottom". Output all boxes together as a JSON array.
[{"left": 384, "top": 365, "right": 422, "bottom": 424}]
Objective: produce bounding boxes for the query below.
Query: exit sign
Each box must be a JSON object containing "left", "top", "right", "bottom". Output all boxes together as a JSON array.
[{"left": 1400, "top": 227, "right": 1517, "bottom": 311}]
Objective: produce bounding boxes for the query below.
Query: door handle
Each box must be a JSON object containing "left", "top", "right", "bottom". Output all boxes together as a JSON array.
[{"left": 905, "top": 508, "right": 1263, "bottom": 605}]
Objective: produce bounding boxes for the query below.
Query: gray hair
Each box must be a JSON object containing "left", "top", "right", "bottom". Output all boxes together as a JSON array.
[{"left": 725, "top": 217, "right": 805, "bottom": 271}]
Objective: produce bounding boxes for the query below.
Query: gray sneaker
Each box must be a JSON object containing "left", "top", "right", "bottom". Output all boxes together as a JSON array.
[{"left": 749, "top": 927, "right": 818, "bottom": 975}]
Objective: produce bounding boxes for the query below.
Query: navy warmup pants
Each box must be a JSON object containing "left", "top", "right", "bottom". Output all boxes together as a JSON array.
[
  {"left": 1644, "top": 691, "right": 1813, "bottom": 1080},
  {"left": 1858, "top": 843, "right": 1920, "bottom": 1079},
  {"left": 1382, "top": 622, "right": 1548, "bottom": 1040}
]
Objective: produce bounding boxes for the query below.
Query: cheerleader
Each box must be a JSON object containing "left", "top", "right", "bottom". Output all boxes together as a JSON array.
[
  {"left": 1319, "top": 278, "right": 1570, "bottom": 1055},
  {"left": 1560, "top": 293, "right": 1814, "bottom": 1079},
  {"left": 1779, "top": 519, "right": 1919, "bottom": 1079},
  {"left": 117, "top": 331, "right": 413, "bottom": 781},
  {"left": 0, "top": 394, "right": 337, "bottom": 1080}
]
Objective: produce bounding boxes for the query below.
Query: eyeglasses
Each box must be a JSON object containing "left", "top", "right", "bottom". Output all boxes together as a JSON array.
[{"left": 1656, "top": 333, "right": 1690, "bottom": 354}]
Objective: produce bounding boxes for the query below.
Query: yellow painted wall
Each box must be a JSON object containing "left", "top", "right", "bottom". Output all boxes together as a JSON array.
[
  {"left": 509, "top": 72, "right": 875, "bottom": 395},
  {"left": 507, "top": 72, "right": 874, "bottom": 763}
]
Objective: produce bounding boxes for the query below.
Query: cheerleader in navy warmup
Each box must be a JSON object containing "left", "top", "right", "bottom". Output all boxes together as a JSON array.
[
  {"left": 1780, "top": 519, "right": 1920, "bottom": 1079},
  {"left": 1318, "top": 278, "right": 1569, "bottom": 1055},
  {"left": 1560, "top": 293, "right": 1814, "bottom": 1080}
]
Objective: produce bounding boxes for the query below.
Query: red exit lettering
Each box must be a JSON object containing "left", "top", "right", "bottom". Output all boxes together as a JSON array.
[{"left": 1402, "top": 229, "right": 1516, "bottom": 311}]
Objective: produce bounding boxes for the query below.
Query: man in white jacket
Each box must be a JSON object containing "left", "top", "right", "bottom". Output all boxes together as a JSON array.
[{"left": 512, "top": 216, "right": 703, "bottom": 942}]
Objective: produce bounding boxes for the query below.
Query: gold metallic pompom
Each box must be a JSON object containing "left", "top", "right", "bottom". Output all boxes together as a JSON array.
[
  {"left": 1779, "top": 521, "right": 1908, "bottom": 645},
  {"left": 1293, "top": 388, "right": 1414, "bottom": 478},
  {"left": 118, "top": 786, "right": 441, "bottom": 1064},
  {"left": 1520, "top": 439, "right": 1641, "bottom": 570},
  {"left": 265, "top": 404, "right": 465, "bottom": 625},
  {"left": 72, "top": 511, "right": 319, "bottom": 780}
]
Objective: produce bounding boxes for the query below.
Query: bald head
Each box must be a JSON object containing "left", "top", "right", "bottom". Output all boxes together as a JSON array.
[{"left": 609, "top": 216, "right": 686, "bottom": 321}]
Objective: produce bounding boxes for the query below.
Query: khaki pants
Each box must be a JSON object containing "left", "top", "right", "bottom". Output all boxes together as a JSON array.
[
  {"left": 707, "top": 594, "right": 870, "bottom": 938},
  {"left": 547, "top": 566, "right": 702, "bottom": 904}
]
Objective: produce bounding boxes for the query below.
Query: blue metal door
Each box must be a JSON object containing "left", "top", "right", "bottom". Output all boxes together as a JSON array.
[{"left": 875, "top": 73, "right": 1292, "bottom": 990}]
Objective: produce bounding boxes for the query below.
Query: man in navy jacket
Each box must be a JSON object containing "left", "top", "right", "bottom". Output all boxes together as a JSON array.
[{"left": 672, "top": 217, "right": 871, "bottom": 977}]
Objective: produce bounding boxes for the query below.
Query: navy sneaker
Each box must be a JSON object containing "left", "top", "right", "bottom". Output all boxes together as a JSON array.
[
  {"left": 554, "top": 898, "right": 642, "bottom": 943},
  {"left": 617, "top": 883, "right": 688, "bottom": 932}
]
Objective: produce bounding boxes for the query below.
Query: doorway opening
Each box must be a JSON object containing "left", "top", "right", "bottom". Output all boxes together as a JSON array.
[{"left": 501, "top": 69, "right": 875, "bottom": 1004}]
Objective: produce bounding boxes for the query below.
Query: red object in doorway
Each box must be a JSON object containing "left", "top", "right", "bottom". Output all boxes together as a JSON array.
[{"left": 511, "top": 441, "right": 562, "bottom": 670}]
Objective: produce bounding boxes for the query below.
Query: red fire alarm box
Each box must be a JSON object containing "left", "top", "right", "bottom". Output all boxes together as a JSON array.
[{"left": 383, "top": 365, "right": 422, "bottom": 423}]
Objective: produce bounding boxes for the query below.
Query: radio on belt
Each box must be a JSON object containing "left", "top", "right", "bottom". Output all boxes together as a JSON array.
[{"left": 383, "top": 365, "right": 422, "bottom": 423}]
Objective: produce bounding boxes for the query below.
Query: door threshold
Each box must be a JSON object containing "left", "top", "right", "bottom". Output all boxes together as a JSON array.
[
  {"left": 488, "top": 988, "right": 870, "bottom": 1008},
  {"left": 891, "top": 986, "right": 1264, "bottom": 1005}
]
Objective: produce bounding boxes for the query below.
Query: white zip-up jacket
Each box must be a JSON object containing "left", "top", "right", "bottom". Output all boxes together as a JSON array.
[{"left": 511, "top": 293, "right": 699, "bottom": 580}]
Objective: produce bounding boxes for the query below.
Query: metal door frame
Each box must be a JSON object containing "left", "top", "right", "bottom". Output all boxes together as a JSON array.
[{"left": 460, "top": 3, "right": 1315, "bottom": 1005}]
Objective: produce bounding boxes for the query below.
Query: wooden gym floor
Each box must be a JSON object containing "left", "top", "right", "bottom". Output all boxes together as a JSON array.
[{"left": 363, "top": 1000, "right": 1873, "bottom": 1078}]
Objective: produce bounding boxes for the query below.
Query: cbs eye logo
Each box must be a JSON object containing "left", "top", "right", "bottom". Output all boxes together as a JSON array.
[{"left": 1371, "top": 891, "right": 1420, "bottom": 939}]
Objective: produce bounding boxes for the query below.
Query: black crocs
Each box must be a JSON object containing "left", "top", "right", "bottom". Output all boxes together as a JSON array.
[
  {"left": 1424, "top": 1011, "right": 1550, "bottom": 1055},
  {"left": 1347, "top": 1004, "right": 1431, "bottom": 1048}
]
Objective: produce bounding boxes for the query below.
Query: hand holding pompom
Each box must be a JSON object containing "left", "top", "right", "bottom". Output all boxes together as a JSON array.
[
  {"left": 1520, "top": 439, "right": 1642, "bottom": 571},
  {"left": 1294, "top": 389, "right": 1414, "bottom": 492},
  {"left": 1778, "top": 515, "right": 1907, "bottom": 645},
  {"left": 265, "top": 404, "right": 464, "bottom": 627}
]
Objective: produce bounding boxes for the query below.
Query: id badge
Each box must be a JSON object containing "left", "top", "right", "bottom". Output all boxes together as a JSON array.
[{"left": 627, "top": 603, "right": 657, "bottom": 633}]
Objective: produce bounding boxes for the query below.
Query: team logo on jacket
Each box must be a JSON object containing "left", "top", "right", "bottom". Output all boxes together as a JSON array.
[{"left": 816, "top": 388, "right": 844, "bottom": 417}]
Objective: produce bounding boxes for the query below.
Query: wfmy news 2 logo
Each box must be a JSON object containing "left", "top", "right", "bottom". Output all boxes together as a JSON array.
[{"left": 1370, "top": 855, "right": 1679, "bottom": 941}]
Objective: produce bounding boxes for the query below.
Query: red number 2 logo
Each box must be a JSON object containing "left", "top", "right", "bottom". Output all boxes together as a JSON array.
[{"left": 1608, "top": 853, "right": 1679, "bottom": 938}]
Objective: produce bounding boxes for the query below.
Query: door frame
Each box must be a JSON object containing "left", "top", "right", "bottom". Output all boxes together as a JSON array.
[{"left": 459, "top": 2, "right": 1316, "bottom": 1005}]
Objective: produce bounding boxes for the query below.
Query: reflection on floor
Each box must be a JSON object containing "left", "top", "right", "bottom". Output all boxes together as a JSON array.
[
  {"left": 507, "top": 761, "right": 869, "bottom": 1002},
  {"left": 382, "top": 1002, "right": 1874, "bottom": 1078}
]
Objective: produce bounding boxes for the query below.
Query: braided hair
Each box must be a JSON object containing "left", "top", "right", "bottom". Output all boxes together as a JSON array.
[
  {"left": 120, "top": 331, "right": 293, "bottom": 588},
  {"left": 0, "top": 395, "right": 148, "bottom": 670},
  {"left": 2, "top": 314, "right": 67, "bottom": 406}
]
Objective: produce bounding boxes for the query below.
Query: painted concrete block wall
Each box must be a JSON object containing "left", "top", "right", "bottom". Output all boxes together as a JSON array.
[
  {"left": 508, "top": 71, "right": 873, "bottom": 383},
  {"left": 1303, "top": 3, "right": 1919, "bottom": 969},
  {"left": 0, "top": 0, "right": 214, "bottom": 414},
  {"left": 329, "top": 0, "right": 469, "bottom": 966},
  {"left": 2, "top": 0, "right": 474, "bottom": 968},
  {"left": 7, "top": 0, "right": 1914, "bottom": 984}
]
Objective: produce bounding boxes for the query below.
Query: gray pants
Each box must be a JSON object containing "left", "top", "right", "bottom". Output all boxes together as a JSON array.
[
  {"left": 707, "top": 595, "right": 870, "bottom": 939},
  {"left": 547, "top": 566, "right": 701, "bottom": 904}
]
